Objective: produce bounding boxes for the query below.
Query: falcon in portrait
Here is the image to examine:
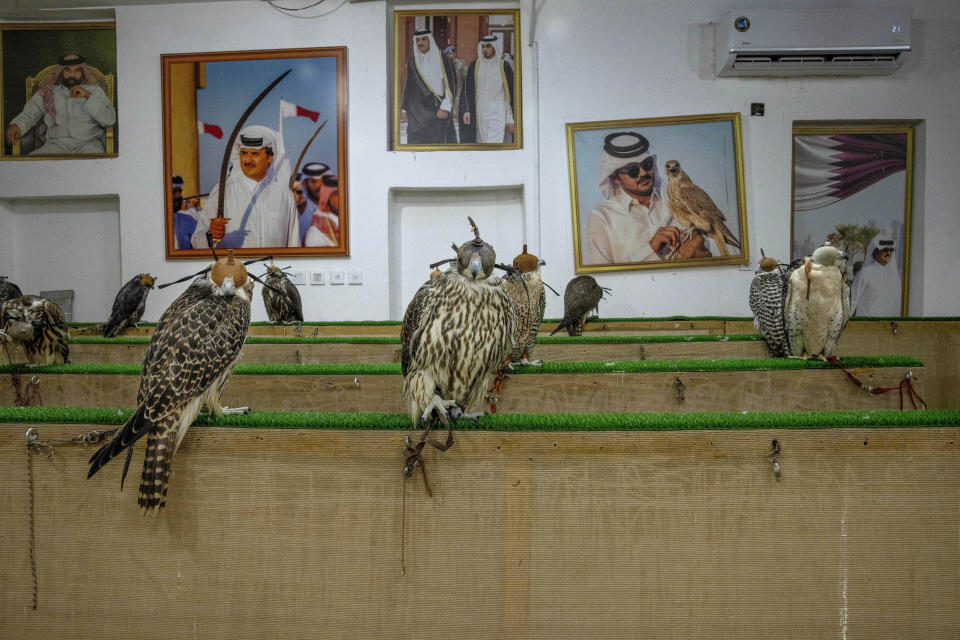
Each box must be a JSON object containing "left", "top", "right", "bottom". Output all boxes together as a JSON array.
[
  {"left": 664, "top": 159, "right": 741, "bottom": 257},
  {"left": 400, "top": 217, "right": 517, "bottom": 477},
  {"left": 748, "top": 250, "right": 801, "bottom": 357},
  {"left": 0, "top": 295, "right": 70, "bottom": 365},
  {"left": 550, "top": 275, "right": 610, "bottom": 337},
  {"left": 501, "top": 245, "right": 547, "bottom": 366},
  {"left": 784, "top": 245, "right": 851, "bottom": 359},
  {"left": 0, "top": 276, "right": 22, "bottom": 304},
  {"left": 103, "top": 274, "right": 155, "bottom": 338},
  {"left": 262, "top": 263, "right": 303, "bottom": 324},
  {"left": 88, "top": 250, "right": 254, "bottom": 514}
]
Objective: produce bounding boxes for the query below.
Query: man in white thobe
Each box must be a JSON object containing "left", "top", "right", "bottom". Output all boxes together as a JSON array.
[
  {"left": 585, "top": 132, "right": 711, "bottom": 264},
  {"left": 850, "top": 235, "right": 901, "bottom": 316},
  {"left": 191, "top": 125, "right": 299, "bottom": 249},
  {"left": 400, "top": 29, "right": 456, "bottom": 144},
  {"left": 5, "top": 54, "right": 116, "bottom": 155},
  {"left": 460, "top": 34, "right": 515, "bottom": 144}
]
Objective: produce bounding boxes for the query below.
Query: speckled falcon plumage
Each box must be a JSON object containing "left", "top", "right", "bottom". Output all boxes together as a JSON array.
[
  {"left": 784, "top": 245, "right": 851, "bottom": 359},
  {"left": 748, "top": 251, "right": 799, "bottom": 357},
  {"left": 400, "top": 218, "right": 517, "bottom": 464},
  {"left": 103, "top": 274, "right": 155, "bottom": 338},
  {"left": 0, "top": 295, "right": 69, "bottom": 365},
  {"left": 501, "top": 245, "right": 546, "bottom": 365},
  {"left": 0, "top": 276, "right": 22, "bottom": 304},
  {"left": 664, "top": 159, "right": 741, "bottom": 257},
  {"left": 88, "top": 252, "right": 253, "bottom": 514},
  {"left": 262, "top": 264, "right": 303, "bottom": 324},
  {"left": 550, "top": 275, "right": 609, "bottom": 337}
]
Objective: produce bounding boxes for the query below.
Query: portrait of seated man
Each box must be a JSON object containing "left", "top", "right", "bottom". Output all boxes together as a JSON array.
[
  {"left": 190, "top": 125, "right": 300, "bottom": 249},
  {"left": 5, "top": 54, "right": 117, "bottom": 156}
]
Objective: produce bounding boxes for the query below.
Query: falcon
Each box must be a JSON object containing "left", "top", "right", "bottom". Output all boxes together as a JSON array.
[
  {"left": 262, "top": 263, "right": 303, "bottom": 324},
  {"left": 400, "top": 217, "right": 517, "bottom": 474},
  {"left": 0, "top": 295, "right": 70, "bottom": 365},
  {"left": 664, "top": 159, "right": 741, "bottom": 257},
  {"left": 784, "top": 245, "right": 851, "bottom": 359},
  {"left": 103, "top": 274, "right": 155, "bottom": 337},
  {"left": 748, "top": 250, "right": 800, "bottom": 357},
  {"left": 87, "top": 250, "right": 253, "bottom": 514},
  {"left": 0, "top": 276, "right": 22, "bottom": 304},
  {"left": 550, "top": 275, "right": 610, "bottom": 336},
  {"left": 501, "top": 245, "right": 547, "bottom": 366}
]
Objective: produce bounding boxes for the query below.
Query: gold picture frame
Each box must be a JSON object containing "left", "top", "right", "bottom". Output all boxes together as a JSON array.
[
  {"left": 567, "top": 113, "right": 749, "bottom": 273},
  {"left": 392, "top": 8, "right": 521, "bottom": 151},
  {"left": 791, "top": 120, "right": 915, "bottom": 317},
  {"left": 1, "top": 22, "right": 117, "bottom": 160},
  {"left": 161, "top": 47, "right": 348, "bottom": 258}
]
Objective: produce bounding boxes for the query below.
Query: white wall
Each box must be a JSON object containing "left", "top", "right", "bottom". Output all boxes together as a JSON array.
[
  {"left": 1, "top": 0, "right": 958, "bottom": 321},
  {"left": 0, "top": 196, "right": 122, "bottom": 321}
]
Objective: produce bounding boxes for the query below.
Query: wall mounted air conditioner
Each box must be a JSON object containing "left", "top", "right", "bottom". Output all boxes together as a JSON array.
[{"left": 715, "top": 8, "right": 911, "bottom": 77}]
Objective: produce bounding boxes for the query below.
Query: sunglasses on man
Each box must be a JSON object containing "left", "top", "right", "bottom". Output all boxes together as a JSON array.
[{"left": 618, "top": 157, "right": 655, "bottom": 179}]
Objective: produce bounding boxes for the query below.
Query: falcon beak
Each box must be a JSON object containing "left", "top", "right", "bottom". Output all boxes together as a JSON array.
[
  {"left": 468, "top": 255, "right": 482, "bottom": 279},
  {"left": 221, "top": 276, "right": 236, "bottom": 296}
]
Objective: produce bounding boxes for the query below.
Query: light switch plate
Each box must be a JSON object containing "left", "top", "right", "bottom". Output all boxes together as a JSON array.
[
  {"left": 330, "top": 270, "right": 346, "bottom": 285},
  {"left": 348, "top": 269, "right": 362, "bottom": 285},
  {"left": 311, "top": 271, "right": 325, "bottom": 285},
  {"left": 288, "top": 270, "right": 306, "bottom": 285}
]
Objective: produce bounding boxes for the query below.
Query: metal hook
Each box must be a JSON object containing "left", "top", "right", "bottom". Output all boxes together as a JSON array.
[
  {"left": 674, "top": 377, "right": 685, "bottom": 405},
  {"left": 25, "top": 427, "right": 38, "bottom": 446},
  {"left": 766, "top": 439, "right": 781, "bottom": 479},
  {"left": 890, "top": 321, "right": 898, "bottom": 336},
  {"left": 354, "top": 377, "right": 360, "bottom": 389}
]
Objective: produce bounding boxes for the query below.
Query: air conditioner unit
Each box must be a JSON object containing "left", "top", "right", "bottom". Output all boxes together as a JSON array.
[{"left": 715, "top": 8, "right": 911, "bottom": 77}]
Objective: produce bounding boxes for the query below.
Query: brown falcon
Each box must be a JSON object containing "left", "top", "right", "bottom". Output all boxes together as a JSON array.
[
  {"left": 501, "top": 245, "right": 547, "bottom": 366},
  {"left": 550, "top": 275, "right": 610, "bottom": 336},
  {"left": 88, "top": 251, "right": 253, "bottom": 514},
  {"left": 103, "top": 274, "right": 155, "bottom": 337},
  {"left": 262, "top": 263, "right": 303, "bottom": 324},
  {"left": 400, "top": 217, "right": 517, "bottom": 473},
  {"left": 0, "top": 295, "right": 69, "bottom": 365},
  {"left": 0, "top": 276, "right": 22, "bottom": 304},
  {"left": 664, "top": 159, "right": 741, "bottom": 257}
]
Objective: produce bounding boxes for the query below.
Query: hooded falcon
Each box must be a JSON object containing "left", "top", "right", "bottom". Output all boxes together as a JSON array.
[
  {"left": 748, "top": 250, "right": 801, "bottom": 357},
  {"left": 785, "top": 245, "right": 851, "bottom": 359},
  {"left": 501, "top": 245, "right": 547, "bottom": 366},
  {"left": 88, "top": 250, "right": 254, "bottom": 513},
  {"left": 400, "top": 217, "right": 517, "bottom": 469},
  {"left": 103, "top": 274, "right": 155, "bottom": 338},
  {"left": 664, "top": 159, "right": 741, "bottom": 257},
  {"left": 0, "top": 295, "right": 70, "bottom": 365},
  {"left": 0, "top": 276, "right": 22, "bottom": 304},
  {"left": 550, "top": 275, "right": 610, "bottom": 336},
  {"left": 262, "top": 263, "right": 303, "bottom": 324}
]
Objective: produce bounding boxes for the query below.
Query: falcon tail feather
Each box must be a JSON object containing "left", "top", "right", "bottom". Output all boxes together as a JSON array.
[{"left": 87, "top": 404, "right": 149, "bottom": 480}]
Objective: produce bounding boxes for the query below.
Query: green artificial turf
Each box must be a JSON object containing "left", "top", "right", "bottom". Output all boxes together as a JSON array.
[
  {"left": 0, "top": 405, "right": 956, "bottom": 431},
  {"left": 0, "top": 355, "right": 923, "bottom": 377},
  {"left": 67, "top": 317, "right": 960, "bottom": 331},
  {"left": 69, "top": 334, "right": 769, "bottom": 346}
]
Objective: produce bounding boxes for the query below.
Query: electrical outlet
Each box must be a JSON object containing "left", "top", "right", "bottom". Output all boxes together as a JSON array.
[
  {"left": 288, "top": 270, "right": 306, "bottom": 285},
  {"left": 330, "top": 270, "right": 346, "bottom": 285},
  {"left": 311, "top": 271, "right": 325, "bottom": 285},
  {"left": 348, "top": 268, "right": 362, "bottom": 285}
]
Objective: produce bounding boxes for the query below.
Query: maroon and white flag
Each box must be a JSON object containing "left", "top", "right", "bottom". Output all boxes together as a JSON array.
[
  {"left": 279, "top": 99, "right": 320, "bottom": 122},
  {"left": 197, "top": 121, "right": 223, "bottom": 139}
]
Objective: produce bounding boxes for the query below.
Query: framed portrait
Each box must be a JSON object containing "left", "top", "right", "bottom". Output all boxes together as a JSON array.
[
  {"left": 161, "top": 47, "right": 348, "bottom": 258},
  {"left": 567, "top": 113, "right": 749, "bottom": 273},
  {"left": 392, "top": 9, "right": 521, "bottom": 151},
  {"left": 1, "top": 22, "right": 117, "bottom": 160},
  {"left": 791, "top": 121, "right": 914, "bottom": 317}
]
